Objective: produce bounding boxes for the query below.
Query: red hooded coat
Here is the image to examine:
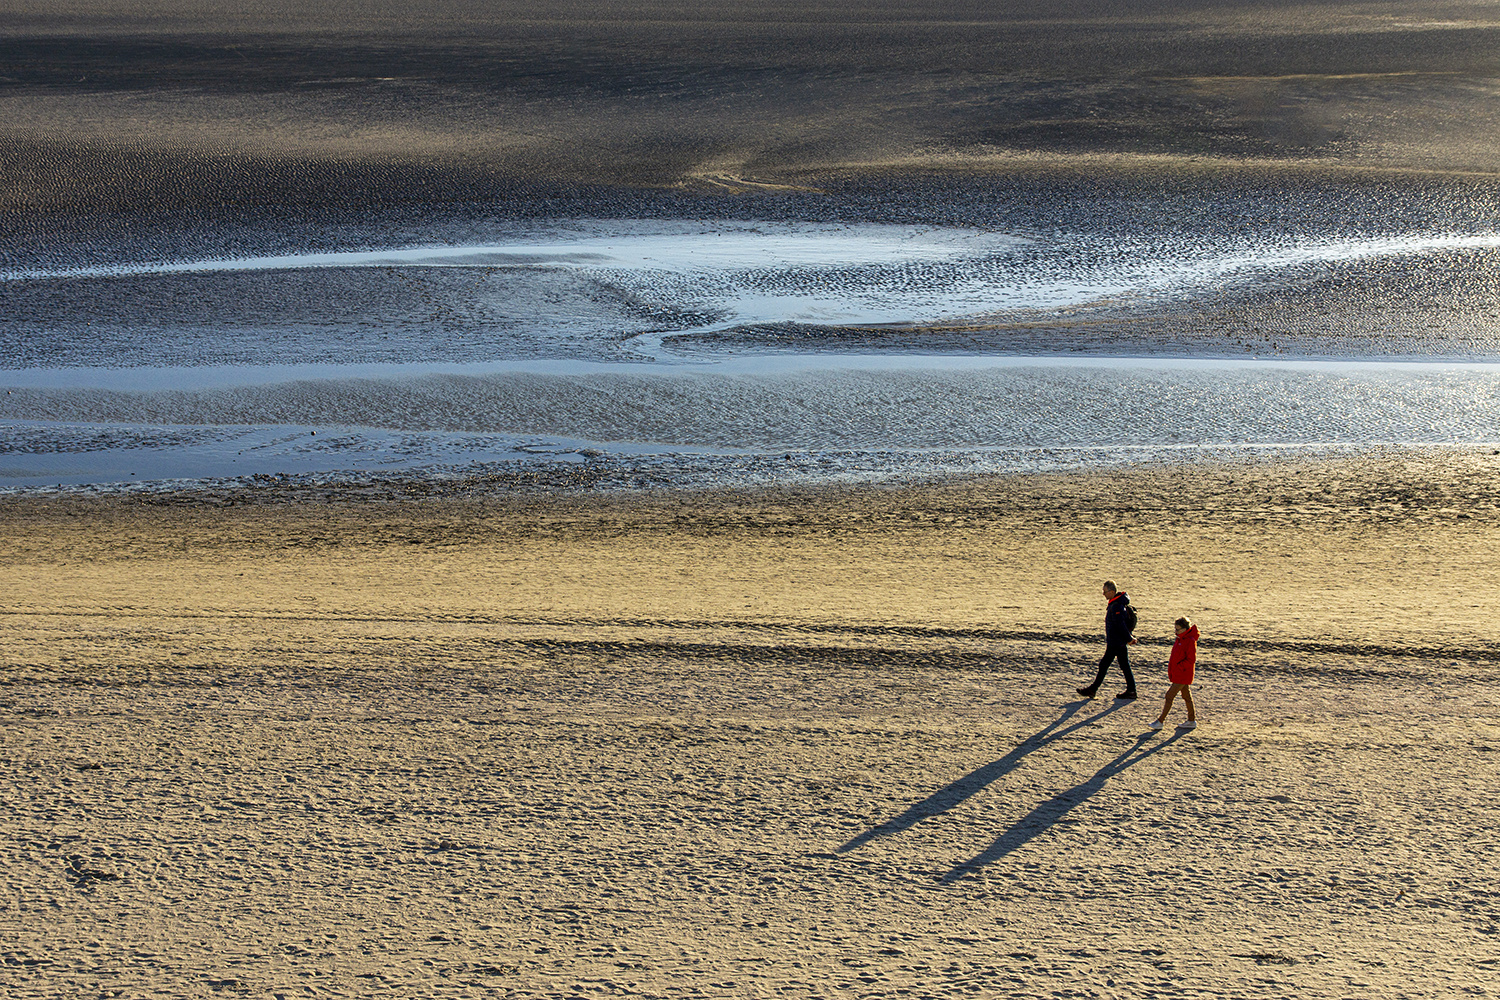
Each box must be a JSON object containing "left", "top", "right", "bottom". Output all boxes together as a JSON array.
[{"left": 1167, "top": 624, "right": 1199, "bottom": 685}]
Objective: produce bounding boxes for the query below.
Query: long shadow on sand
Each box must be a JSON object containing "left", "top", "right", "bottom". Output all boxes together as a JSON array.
[
  {"left": 939, "top": 729, "right": 1187, "bottom": 883},
  {"left": 837, "top": 699, "right": 1122, "bottom": 855}
]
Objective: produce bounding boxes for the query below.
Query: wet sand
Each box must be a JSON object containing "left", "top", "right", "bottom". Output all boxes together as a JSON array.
[
  {"left": 5, "top": 0, "right": 1500, "bottom": 220},
  {"left": 4, "top": 451, "right": 1499, "bottom": 997},
  {"left": 8, "top": 1, "right": 1500, "bottom": 369},
  {"left": 4, "top": 3, "right": 1500, "bottom": 995}
]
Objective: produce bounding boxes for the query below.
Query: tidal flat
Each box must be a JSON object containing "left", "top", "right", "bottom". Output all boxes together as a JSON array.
[{"left": 3, "top": 2, "right": 1500, "bottom": 997}]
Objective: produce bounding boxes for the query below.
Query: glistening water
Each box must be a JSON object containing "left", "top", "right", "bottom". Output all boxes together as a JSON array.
[{"left": 3, "top": 214, "right": 1498, "bottom": 491}]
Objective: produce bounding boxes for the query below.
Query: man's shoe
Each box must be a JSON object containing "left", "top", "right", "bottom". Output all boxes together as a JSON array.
[
  {"left": 1116, "top": 690, "right": 1138, "bottom": 700},
  {"left": 1076, "top": 687, "right": 1096, "bottom": 699}
]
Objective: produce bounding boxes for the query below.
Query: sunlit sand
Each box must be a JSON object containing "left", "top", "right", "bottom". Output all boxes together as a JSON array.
[
  {"left": 4, "top": 454, "right": 1498, "bottom": 995},
  {"left": 3, "top": 2, "right": 1500, "bottom": 996}
]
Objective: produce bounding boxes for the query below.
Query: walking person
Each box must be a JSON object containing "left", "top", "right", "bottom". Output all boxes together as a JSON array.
[
  {"left": 1150, "top": 617, "right": 1199, "bottom": 730},
  {"left": 1077, "top": 580, "right": 1137, "bottom": 700}
]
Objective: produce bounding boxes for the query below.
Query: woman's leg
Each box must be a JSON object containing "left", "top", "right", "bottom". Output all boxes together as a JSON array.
[
  {"left": 1156, "top": 684, "right": 1183, "bottom": 722},
  {"left": 1182, "top": 685, "right": 1196, "bottom": 721}
]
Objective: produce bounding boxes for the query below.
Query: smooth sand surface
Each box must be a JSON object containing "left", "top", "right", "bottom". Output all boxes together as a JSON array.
[
  {"left": 4, "top": 451, "right": 1498, "bottom": 997},
  {"left": 6, "top": 0, "right": 1500, "bottom": 217}
]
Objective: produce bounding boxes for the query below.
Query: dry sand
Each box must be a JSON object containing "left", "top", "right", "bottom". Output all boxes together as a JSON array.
[
  {"left": 3, "top": 450, "right": 1498, "bottom": 997},
  {"left": 5, "top": 3, "right": 1500, "bottom": 996}
]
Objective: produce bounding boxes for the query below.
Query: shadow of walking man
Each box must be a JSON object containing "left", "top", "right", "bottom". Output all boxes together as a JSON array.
[
  {"left": 940, "top": 729, "right": 1187, "bottom": 883},
  {"left": 837, "top": 699, "right": 1124, "bottom": 855}
]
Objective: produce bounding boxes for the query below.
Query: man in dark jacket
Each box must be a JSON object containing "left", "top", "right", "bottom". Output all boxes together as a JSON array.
[{"left": 1077, "top": 580, "right": 1137, "bottom": 700}]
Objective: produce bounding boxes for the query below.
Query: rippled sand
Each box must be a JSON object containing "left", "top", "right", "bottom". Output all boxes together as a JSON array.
[
  {"left": 4, "top": 3, "right": 1500, "bottom": 996},
  {"left": 7, "top": 0, "right": 1500, "bottom": 211},
  {"left": 3, "top": 453, "right": 1499, "bottom": 997},
  {"left": 7, "top": 3, "right": 1500, "bottom": 489}
]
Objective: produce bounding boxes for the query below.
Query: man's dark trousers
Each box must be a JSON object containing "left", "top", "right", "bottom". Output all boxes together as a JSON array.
[{"left": 1082, "top": 641, "right": 1135, "bottom": 696}]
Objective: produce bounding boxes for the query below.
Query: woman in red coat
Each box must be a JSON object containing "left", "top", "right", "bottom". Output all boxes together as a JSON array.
[{"left": 1149, "top": 617, "right": 1199, "bottom": 730}]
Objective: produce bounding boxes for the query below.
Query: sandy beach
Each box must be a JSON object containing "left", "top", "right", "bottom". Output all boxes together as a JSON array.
[
  {"left": 4, "top": 1, "right": 1500, "bottom": 995},
  {"left": 4, "top": 451, "right": 1498, "bottom": 997}
]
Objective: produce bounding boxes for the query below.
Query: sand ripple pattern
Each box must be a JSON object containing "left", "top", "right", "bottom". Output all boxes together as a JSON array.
[
  {"left": 2, "top": 609, "right": 1496, "bottom": 999},
  {"left": 3, "top": 454, "right": 1498, "bottom": 997}
]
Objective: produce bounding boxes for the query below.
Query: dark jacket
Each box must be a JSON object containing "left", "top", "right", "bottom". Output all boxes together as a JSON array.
[{"left": 1104, "top": 592, "right": 1134, "bottom": 644}]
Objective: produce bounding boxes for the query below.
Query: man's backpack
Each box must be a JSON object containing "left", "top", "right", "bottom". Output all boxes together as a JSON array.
[{"left": 1123, "top": 604, "right": 1138, "bottom": 634}]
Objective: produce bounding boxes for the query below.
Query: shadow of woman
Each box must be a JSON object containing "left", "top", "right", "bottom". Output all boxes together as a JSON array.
[
  {"left": 939, "top": 729, "right": 1187, "bottom": 883},
  {"left": 837, "top": 699, "right": 1125, "bottom": 855}
]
